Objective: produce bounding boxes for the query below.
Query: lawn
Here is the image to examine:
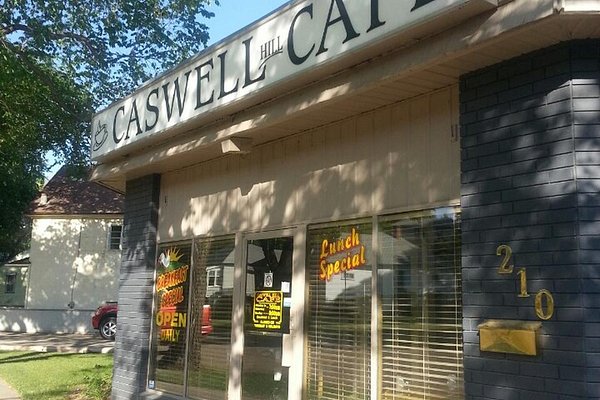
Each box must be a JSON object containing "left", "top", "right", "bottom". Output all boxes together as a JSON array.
[{"left": 0, "top": 351, "right": 113, "bottom": 400}]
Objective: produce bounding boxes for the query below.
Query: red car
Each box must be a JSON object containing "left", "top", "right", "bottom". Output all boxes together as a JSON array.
[
  {"left": 92, "top": 302, "right": 118, "bottom": 340},
  {"left": 92, "top": 302, "right": 212, "bottom": 340}
]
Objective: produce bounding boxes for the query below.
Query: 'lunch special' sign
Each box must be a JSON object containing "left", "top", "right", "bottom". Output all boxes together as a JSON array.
[
  {"left": 319, "top": 228, "right": 367, "bottom": 282},
  {"left": 91, "top": 0, "right": 496, "bottom": 161}
]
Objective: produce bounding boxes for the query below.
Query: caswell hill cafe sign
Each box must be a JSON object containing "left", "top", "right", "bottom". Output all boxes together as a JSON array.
[{"left": 91, "top": 0, "right": 496, "bottom": 161}]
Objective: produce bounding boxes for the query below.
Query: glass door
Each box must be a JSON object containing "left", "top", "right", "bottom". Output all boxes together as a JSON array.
[{"left": 241, "top": 234, "right": 294, "bottom": 400}]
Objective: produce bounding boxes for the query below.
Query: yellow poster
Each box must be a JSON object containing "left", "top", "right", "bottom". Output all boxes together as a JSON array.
[{"left": 252, "top": 291, "right": 283, "bottom": 330}]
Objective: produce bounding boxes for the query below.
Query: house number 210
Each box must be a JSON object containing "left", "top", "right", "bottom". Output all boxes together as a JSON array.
[{"left": 496, "top": 245, "right": 555, "bottom": 320}]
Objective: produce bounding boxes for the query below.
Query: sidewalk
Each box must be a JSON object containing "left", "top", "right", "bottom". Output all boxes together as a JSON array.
[
  {"left": 0, "top": 332, "right": 114, "bottom": 354},
  {"left": 0, "top": 332, "right": 115, "bottom": 400},
  {"left": 0, "top": 378, "right": 19, "bottom": 400}
]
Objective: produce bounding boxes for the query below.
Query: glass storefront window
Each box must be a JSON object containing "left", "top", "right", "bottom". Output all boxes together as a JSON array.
[
  {"left": 378, "top": 208, "right": 463, "bottom": 399},
  {"left": 146, "top": 209, "right": 462, "bottom": 399},
  {"left": 149, "top": 243, "right": 192, "bottom": 396},
  {"left": 241, "top": 236, "right": 294, "bottom": 400},
  {"left": 148, "top": 237, "right": 235, "bottom": 399},
  {"left": 306, "top": 221, "right": 373, "bottom": 400},
  {"left": 187, "top": 237, "right": 235, "bottom": 400}
]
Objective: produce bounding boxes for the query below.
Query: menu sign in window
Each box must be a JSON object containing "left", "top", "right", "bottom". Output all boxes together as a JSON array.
[
  {"left": 149, "top": 243, "right": 192, "bottom": 395},
  {"left": 252, "top": 291, "right": 283, "bottom": 330},
  {"left": 155, "top": 247, "right": 191, "bottom": 343}
]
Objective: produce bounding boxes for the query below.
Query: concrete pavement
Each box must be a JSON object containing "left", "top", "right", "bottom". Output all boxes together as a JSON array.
[
  {"left": 0, "top": 378, "right": 19, "bottom": 400},
  {"left": 0, "top": 332, "right": 115, "bottom": 399},
  {"left": 0, "top": 331, "right": 114, "bottom": 354}
]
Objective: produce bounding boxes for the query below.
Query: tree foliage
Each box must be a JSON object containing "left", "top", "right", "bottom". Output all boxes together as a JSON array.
[
  {"left": 0, "top": 0, "right": 218, "bottom": 260},
  {"left": 0, "top": 45, "right": 92, "bottom": 260},
  {"left": 1, "top": 0, "right": 218, "bottom": 105}
]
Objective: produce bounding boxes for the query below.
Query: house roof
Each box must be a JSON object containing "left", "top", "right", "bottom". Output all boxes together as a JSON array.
[
  {"left": 1, "top": 253, "right": 30, "bottom": 266},
  {"left": 29, "top": 166, "right": 124, "bottom": 216}
]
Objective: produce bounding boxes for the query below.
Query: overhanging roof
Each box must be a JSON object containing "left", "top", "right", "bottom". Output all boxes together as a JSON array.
[{"left": 91, "top": 0, "right": 600, "bottom": 192}]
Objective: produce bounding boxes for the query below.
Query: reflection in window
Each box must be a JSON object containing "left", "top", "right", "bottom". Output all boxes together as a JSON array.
[
  {"left": 378, "top": 208, "right": 463, "bottom": 399},
  {"left": 306, "top": 221, "right": 372, "bottom": 400},
  {"left": 207, "top": 267, "right": 222, "bottom": 289},
  {"left": 241, "top": 236, "right": 293, "bottom": 400},
  {"left": 186, "top": 237, "right": 235, "bottom": 400}
]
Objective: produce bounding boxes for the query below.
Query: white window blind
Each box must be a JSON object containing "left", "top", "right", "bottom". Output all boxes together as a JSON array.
[
  {"left": 306, "top": 209, "right": 463, "bottom": 400},
  {"left": 306, "top": 221, "right": 372, "bottom": 400},
  {"left": 378, "top": 208, "right": 463, "bottom": 399},
  {"left": 187, "top": 237, "right": 235, "bottom": 400}
]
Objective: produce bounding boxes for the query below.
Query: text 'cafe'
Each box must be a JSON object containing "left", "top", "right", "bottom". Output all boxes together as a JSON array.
[{"left": 90, "top": 0, "right": 600, "bottom": 399}]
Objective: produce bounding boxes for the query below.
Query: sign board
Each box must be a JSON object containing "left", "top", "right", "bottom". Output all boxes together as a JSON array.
[
  {"left": 252, "top": 290, "right": 283, "bottom": 330},
  {"left": 155, "top": 246, "right": 191, "bottom": 343},
  {"left": 91, "top": 0, "right": 497, "bottom": 161},
  {"left": 319, "top": 227, "right": 367, "bottom": 282}
]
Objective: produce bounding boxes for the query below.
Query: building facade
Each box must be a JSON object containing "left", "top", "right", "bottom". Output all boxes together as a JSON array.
[
  {"left": 90, "top": 1, "right": 600, "bottom": 399},
  {"left": 0, "top": 167, "right": 124, "bottom": 333}
]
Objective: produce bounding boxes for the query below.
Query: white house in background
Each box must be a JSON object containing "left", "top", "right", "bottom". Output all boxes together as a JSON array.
[{"left": 0, "top": 166, "right": 124, "bottom": 333}]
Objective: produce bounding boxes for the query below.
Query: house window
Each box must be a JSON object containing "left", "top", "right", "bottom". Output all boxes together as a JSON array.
[
  {"left": 207, "top": 267, "right": 222, "bottom": 288},
  {"left": 109, "top": 225, "right": 122, "bottom": 250},
  {"left": 5, "top": 272, "right": 16, "bottom": 294}
]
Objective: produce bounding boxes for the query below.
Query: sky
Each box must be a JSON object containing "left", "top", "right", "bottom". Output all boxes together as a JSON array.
[
  {"left": 205, "top": 1, "right": 290, "bottom": 46},
  {"left": 45, "top": 0, "right": 291, "bottom": 181}
]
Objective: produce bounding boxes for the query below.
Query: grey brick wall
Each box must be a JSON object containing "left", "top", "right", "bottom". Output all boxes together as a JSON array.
[
  {"left": 461, "top": 40, "right": 600, "bottom": 399},
  {"left": 111, "top": 174, "right": 161, "bottom": 400},
  {"left": 572, "top": 41, "right": 600, "bottom": 398}
]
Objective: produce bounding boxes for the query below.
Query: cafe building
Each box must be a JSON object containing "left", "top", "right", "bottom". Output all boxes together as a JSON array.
[{"left": 90, "top": 0, "right": 600, "bottom": 399}]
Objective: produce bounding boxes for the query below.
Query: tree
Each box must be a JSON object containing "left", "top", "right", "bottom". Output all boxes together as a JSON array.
[
  {"left": 1, "top": 0, "right": 218, "bottom": 104},
  {"left": 0, "top": 45, "right": 91, "bottom": 261},
  {"left": 0, "top": 0, "right": 218, "bottom": 261}
]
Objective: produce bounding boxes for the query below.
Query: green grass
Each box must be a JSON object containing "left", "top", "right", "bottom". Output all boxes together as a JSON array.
[{"left": 0, "top": 351, "right": 113, "bottom": 400}]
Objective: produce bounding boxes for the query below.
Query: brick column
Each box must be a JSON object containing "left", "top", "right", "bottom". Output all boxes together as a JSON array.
[
  {"left": 111, "top": 174, "right": 161, "bottom": 399},
  {"left": 460, "top": 40, "right": 600, "bottom": 399}
]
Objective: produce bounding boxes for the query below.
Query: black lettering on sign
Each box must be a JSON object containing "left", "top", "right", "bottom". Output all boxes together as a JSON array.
[
  {"left": 113, "top": 105, "right": 126, "bottom": 144},
  {"left": 412, "top": 0, "right": 437, "bottom": 12},
  {"left": 162, "top": 71, "right": 191, "bottom": 121},
  {"left": 316, "top": 0, "right": 360, "bottom": 56},
  {"left": 218, "top": 50, "right": 239, "bottom": 99},
  {"left": 368, "top": 0, "right": 386, "bottom": 33},
  {"left": 288, "top": 4, "right": 315, "bottom": 65},
  {"left": 126, "top": 99, "right": 142, "bottom": 137},
  {"left": 243, "top": 36, "right": 266, "bottom": 88},
  {"left": 145, "top": 88, "right": 160, "bottom": 132},
  {"left": 195, "top": 59, "right": 214, "bottom": 110}
]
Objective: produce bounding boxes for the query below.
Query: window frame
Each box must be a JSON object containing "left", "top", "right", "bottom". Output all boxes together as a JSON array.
[
  {"left": 206, "top": 266, "right": 222, "bottom": 289},
  {"left": 108, "top": 224, "right": 123, "bottom": 250},
  {"left": 5, "top": 272, "right": 17, "bottom": 294}
]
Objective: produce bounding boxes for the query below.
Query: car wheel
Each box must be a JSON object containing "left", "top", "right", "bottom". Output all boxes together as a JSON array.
[{"left": 99, "top": 316, "right": 117, "bottom": 340}]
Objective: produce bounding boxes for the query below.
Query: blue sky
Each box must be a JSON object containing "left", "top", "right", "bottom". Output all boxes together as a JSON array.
[{"left": 205, "top": 1, "right": 290, "bottom": 45}]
